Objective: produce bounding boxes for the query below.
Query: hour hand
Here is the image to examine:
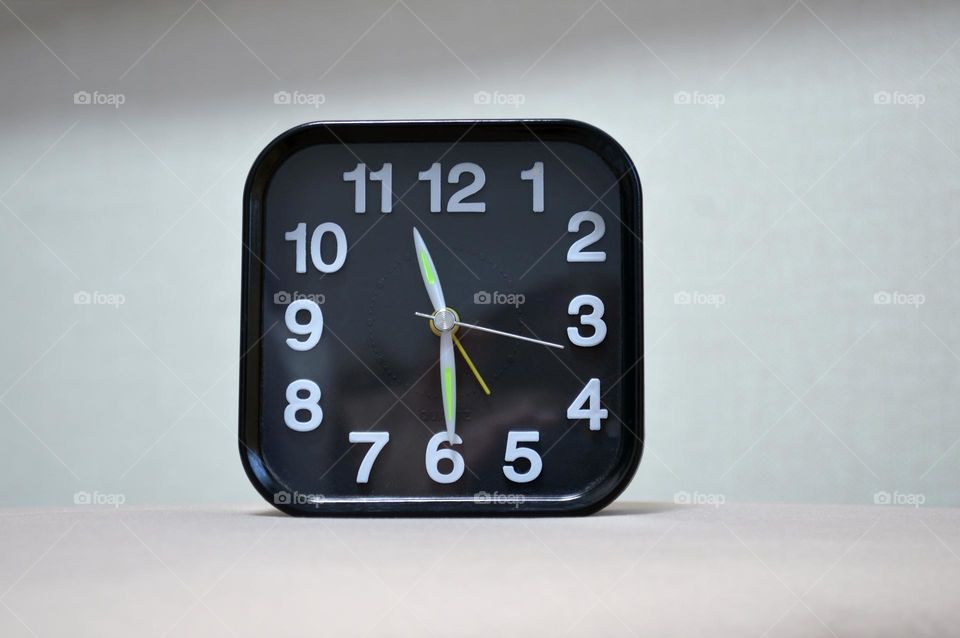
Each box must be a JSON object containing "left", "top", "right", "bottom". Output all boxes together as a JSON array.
[
  {"left": 413, "top": 227, "right": 445, "bottom": 312},
  {"left": 440, "top": 331, "right": 456, "bottom": 442}
]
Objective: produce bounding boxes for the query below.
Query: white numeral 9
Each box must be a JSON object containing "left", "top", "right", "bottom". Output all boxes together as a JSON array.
[
  {"left": 284, "top": 299, "right": 323, "bottom": 351},
  {"left": 503, "top": 431, "right": 542, "bottom": 483},
  {"left": 284, "top": 379, "right": 323, "bottom": 432},
  {"left": 425, "top": 432, "right": 465, "bottom": 484},
  {"left": 567, "top": 294, "right": 606, "bottom": 347},
  {"left": 284, "top": 222, "right": 348, "bottom": 273},
  {"left": 567, "top": 211, "right": 606, "bottom": 262}
]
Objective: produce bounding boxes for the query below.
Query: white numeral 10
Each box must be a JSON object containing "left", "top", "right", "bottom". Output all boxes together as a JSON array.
[
  {"left": 343, "top": 163, "right": 392, "bottom": 213},
  {"left": 567, "top": 378, "right": 608, "bottom": 431},
  {"left": 284, "top": 222, "right": 347, "bottom": 273}
]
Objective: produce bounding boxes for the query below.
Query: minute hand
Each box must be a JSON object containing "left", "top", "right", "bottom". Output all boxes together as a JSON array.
[{"left": 414, "top": 312, "right": 565, "bottom": 350}]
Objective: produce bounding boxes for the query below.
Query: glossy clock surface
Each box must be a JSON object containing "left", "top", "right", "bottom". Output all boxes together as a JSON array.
[{"left": 239, "top": 120, "right": 643, "bottom": 515}]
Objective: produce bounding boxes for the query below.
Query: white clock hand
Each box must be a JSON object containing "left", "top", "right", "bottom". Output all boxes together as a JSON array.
[
  {"left": 415, "top": 312, "right": 565, "bottom": 350},
  {"left": 413, "top": 227, "right": 458, "bottom": 441},
  {"left": 413, "top": 227, "right": 445, "bottom": 312},
  {"left": 440, "top": 331, "right": 456, "bottom": 443}
]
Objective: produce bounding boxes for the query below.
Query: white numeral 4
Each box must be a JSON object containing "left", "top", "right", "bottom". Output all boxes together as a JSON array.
[
  {"left": 503, "top": 431, "right": 542, "bottom": 483},
  {"left": 349, "top": 432, "right": 389, "bottom": 484},
  {"left": 567, "top": 378, "right": 608, "bottom": 431}
]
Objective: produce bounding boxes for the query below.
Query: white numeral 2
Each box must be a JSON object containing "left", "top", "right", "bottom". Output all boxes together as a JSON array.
[
  {"left": 349, "top": 432, "right": 389, "bottom": 484},
  {"left": 567, "top": 378, "right": 608, "bottom": 431},
  {"left": 567, "top": 211, "right": 606, "bottom": 262}
]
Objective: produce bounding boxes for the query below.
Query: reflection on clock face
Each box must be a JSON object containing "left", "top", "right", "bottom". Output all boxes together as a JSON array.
[{"left": 240, "top": 120, "right": 643, "bottom": 515}]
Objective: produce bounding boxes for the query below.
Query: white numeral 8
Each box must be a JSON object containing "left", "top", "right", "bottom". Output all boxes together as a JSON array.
[{"left": 284, "top": 379, "right": 323, "bottom": 432}]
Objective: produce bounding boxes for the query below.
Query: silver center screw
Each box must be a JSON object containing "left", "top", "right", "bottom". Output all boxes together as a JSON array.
[{"left": 433, "top": 308, "right": 457, "bottom": 332}]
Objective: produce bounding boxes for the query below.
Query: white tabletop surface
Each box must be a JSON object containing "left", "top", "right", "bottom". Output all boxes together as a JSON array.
[{"left": 1, "top": 502, "right": 957, "bottom": 637}]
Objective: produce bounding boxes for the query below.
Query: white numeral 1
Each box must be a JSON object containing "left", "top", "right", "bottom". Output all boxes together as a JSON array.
[
  {"left": 349, "top": 432, "right": 389, "bottom": 484},
  {"left": 567, "top": 378, "right": 608, "bottom": 431},
  {"left": 343, "top": 163, "right": 392, "bottom": 213},
  {"left": 520, "top": 161, "right": 544, "bottom": 212}
]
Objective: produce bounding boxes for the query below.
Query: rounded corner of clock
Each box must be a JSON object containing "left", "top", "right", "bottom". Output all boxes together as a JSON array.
[{"left": 237, "top": 439, "right": 293, "bottom": 515}]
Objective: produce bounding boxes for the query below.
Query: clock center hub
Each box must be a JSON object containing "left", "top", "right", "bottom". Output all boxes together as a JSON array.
[{"left": 431, "top": 307, "right": 459, "bottom": 335}]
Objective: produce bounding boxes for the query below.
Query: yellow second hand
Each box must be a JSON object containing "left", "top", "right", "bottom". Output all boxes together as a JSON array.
[{"left": 451, "top": 334, "right": 491, "bottom": 396}]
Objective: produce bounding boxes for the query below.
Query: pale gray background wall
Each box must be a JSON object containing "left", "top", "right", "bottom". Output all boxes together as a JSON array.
[{"left": 1, "top": 0, "right": 958, "bottom": 508}]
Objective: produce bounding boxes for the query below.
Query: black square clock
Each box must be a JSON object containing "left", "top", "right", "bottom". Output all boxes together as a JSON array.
[{"left": 239, "top": 119, "right": 643, "bottom": 515}]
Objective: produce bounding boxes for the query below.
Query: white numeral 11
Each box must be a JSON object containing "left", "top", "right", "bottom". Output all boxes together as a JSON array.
[{"left": 343, "top": 163, "right": 392, "bottom": 213}]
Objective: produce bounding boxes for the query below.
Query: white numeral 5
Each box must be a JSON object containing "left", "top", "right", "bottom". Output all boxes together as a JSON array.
[{"left": 503, "top": 431, "right": 542, "bottom": 483}]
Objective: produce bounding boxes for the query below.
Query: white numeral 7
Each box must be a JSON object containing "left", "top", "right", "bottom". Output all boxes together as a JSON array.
[{"left": 348, "top": 431, "right": 390, "bottom": 483}]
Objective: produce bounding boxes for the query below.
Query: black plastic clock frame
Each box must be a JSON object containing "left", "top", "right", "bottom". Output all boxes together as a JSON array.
[{"left": 239, "top": 119, "right": 643, "bottom": 516}]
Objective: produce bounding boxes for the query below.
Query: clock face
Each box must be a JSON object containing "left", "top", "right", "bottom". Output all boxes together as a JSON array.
[{"left": 240, "top": 120, "right": 643, "bottom": 515}]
